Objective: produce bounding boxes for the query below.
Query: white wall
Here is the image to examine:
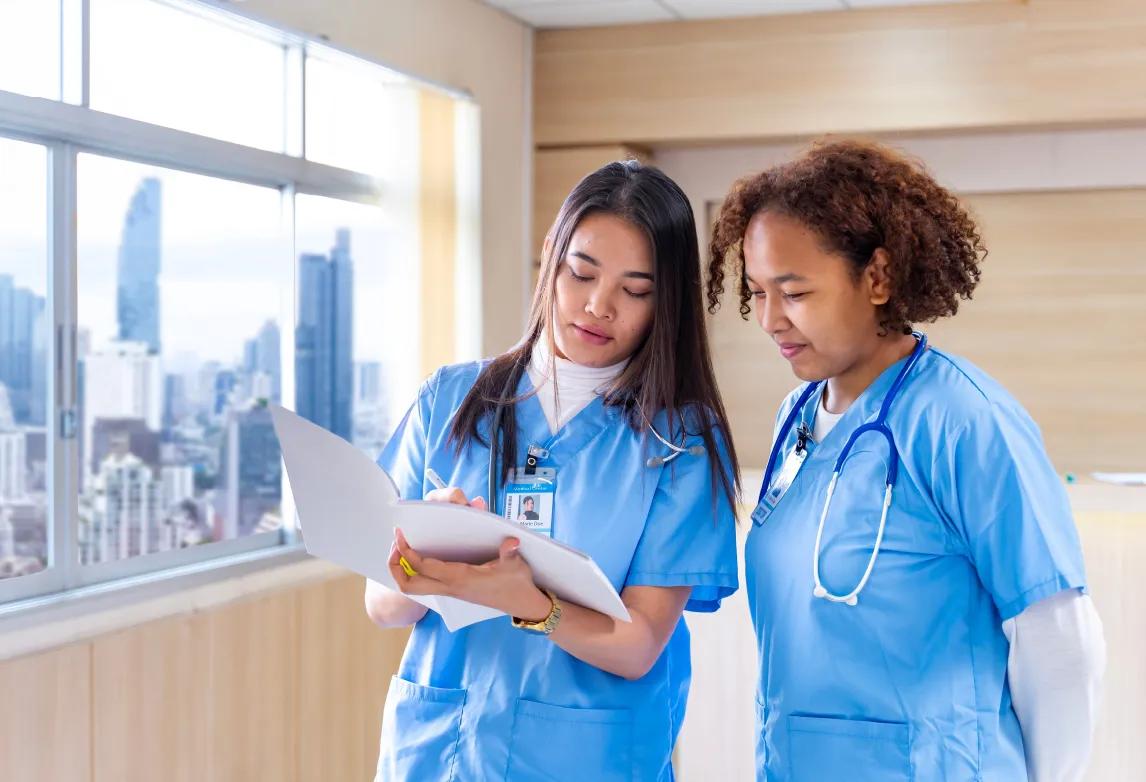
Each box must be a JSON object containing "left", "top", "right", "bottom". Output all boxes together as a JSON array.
[{"left": 233, "top": 0, "right": 532, "bottom": 359}]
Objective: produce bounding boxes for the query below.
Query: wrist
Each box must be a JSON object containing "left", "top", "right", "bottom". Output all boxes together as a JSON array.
[{"left": 518, "top": 588, "right": 553, "bottom": 623}]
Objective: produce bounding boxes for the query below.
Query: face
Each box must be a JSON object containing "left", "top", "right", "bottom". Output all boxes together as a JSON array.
[
  {"left": 742, "top": 211, "right": 891, "bottom": 382},
  {"left": 551, "top": 212, "right": 656, "bottom": 368},
  {"left": 523, "top": 497, "right": 534, "bottom": 511}
]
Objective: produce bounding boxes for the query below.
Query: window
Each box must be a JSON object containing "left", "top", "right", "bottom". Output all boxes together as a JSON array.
[
  {"left": 90, "top": 0, "right": 287, "bottom": 152},
  {"left": 0, "top": 138, "right": 49, "bottom": 581},
  {"left": 0, "top": 0, "right": 477, "bottom": 604},
  {"left": 0, "top": 0, "right": 60, "bottom": 100},
  {"left": 77, "top": 155, "right": 288, "bottom": 565}
]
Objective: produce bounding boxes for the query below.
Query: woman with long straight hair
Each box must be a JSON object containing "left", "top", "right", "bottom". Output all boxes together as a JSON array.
[{"left": 366, "top": 160, "right": 741, "bottom": 781}]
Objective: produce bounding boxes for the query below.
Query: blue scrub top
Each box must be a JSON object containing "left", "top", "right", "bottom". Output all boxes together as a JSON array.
[
  {"left": 747, "top": 346, "right": 1087, "bottom": 782},
  {"left": 374, "top": 361, "right": 739, "bottom": 782}
]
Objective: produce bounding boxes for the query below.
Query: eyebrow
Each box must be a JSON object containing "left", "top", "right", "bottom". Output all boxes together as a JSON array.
[
  {"left": 569, "top": 250, "right": 655, "bottom": 282},
  {"left": 747, "top": 272, "right": 809, "bottom": 288}
]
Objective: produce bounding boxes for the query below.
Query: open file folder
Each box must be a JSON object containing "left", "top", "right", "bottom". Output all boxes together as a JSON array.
[{"left": 268, "top": 405, "right": 631, "bottom": 631}]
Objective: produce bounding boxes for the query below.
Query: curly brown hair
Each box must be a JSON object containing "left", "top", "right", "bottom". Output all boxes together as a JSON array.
[{"left": 706, "top": 138, "right": 986, "bottom": 335}]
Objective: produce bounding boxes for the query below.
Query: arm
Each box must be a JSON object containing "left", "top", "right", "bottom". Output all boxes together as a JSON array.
[
  {"left": 1003, "top": 589, "right": 1106, "bottom": 782},
  {"left": 389, "top": 489, "right": 689, "bottom": 680},
  {"left": 364, "top": 578, "right": 428, "bottom": 629}
]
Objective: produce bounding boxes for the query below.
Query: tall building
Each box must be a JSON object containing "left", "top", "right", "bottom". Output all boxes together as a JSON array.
[
  {"left": 295, "top": 230, "right": 354, "bottom": 440},
  {"left": 116, "top": 178, "right": 162, "bottom": 354},
  {"left": 81, "top": 341, "right": 163, "bottom": 483},
  {"left": 161, "top": 464, "right": 195, "bottom": 508},
  {"left": 219, "top": 402, "right": 281, "bottom": 540},
  {"left": 0, "top": 430, "right": 27, "bottom": 502},
  {"left": 242, "top": 320, "right": 281, "bottom": 403},
  {"left": 89, "top": 451, "right": 163, "bottom": 563},
  {"left": 0, "top": 275, "right": 47, "bottom": 426},
  {"left": 90, "top": 418, "right": 161, "bottom": 476}
]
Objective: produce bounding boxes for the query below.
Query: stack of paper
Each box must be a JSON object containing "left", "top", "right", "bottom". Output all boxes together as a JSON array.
[{"left": 269, "top": 405, "right": 631, "bottom": 631}]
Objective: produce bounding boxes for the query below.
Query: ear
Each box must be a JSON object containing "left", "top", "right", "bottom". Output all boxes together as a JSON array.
[{"left": 864, "top": 248, "right": 893, "bottom": 307}]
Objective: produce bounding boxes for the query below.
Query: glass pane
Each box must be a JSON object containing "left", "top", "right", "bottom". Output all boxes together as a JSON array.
[
  {"left": 90, "top": 0, "right": 286, "bottom": 152},
  {"left": 78, "top": 154, "right": 288, "bottom": 567},
  {"left": 305, "top": 49, "right": 419, "bottom": 175},
  {"left": 0, "top": 138, "right": 50, "bottom": 580},
  {"left": 294, "top": 195, "right": 419, "bottom": 456},
  {"left": 0, "top": 0, "right": 61, "bottom": 100}
]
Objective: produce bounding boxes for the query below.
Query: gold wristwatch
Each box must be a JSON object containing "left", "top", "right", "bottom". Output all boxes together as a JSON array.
[{"left": 512, "top": 589, "right": 562, "bottom": 635}]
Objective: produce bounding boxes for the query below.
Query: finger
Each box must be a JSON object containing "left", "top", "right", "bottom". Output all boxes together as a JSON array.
[
  {"left": 498, "top": 537, "right": 521, "bottom": 561},
  {"left": 469, "top": 496, "right": 488, "bottom": 512},
  {"left": 394, "top": 529, "right": 458, "bottom": 582},
  {"left": 425, "top": 487, "right": 470, "bottom": 506}
]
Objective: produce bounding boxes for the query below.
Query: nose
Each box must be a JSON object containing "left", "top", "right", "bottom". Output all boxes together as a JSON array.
[
  {"left": 758, "top": 292, "right": 788, "bottom": 336},
  {"left": 585, "top": 284, "right": 616, "bottom": 321}
]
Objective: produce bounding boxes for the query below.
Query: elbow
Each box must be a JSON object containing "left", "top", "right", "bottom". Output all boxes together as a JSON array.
[
  {"left": 614, "top": 650, "right": 660, "bottom": 682},
  {"left": 364, "top": 582, "right": 422, "bottom": 629}
]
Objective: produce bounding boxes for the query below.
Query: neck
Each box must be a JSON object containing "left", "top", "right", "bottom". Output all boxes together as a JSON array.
[{"left": 823, "top": 333, "right": 917, "bottom": 413}]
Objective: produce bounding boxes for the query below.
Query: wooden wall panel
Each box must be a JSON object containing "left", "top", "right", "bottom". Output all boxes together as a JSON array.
[
  {"left": 203, "top": 591, "right": 299, "bottom": 782},
  {"left": 709, "top": 188, "right": 1146, "bottom": 474},
  {"left": 534, "top": 0, "right": 1146, "bottom": 147},
  {"left": 1, "top": 643, "right": 91, "bottom": 782},
  {"left": 298, "top": 575, "right": 411, "bottom": 782},
  {"left": 92, "top": 617, "right": 207, "bottom": 782}
]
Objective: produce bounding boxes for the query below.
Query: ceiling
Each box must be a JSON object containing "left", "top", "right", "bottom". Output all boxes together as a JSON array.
[{"left": 479, "top": 0, "right": 1005, "bottom": 28}]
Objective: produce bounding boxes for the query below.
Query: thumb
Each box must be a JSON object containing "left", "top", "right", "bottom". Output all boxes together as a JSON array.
[
  {"left": 469, "top": 496, "right": 487, "bottom": 512},
  {"left": 498, "top": 537, "right": 520, "bottom": 560}
]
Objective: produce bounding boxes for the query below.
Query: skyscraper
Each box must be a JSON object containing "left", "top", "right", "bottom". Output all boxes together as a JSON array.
[
  {"left": 0, "top": 430, "right": 27, "bottom": 502},
  {"left": 220, "top": 402, "right": 281, "bottom": 539},
  {"left": 81, "top": 342, "right": 163, "bottom": 483},
  {"left": 0, "top": 275, "right": 47, "bottom": 426},
  {"left": 89, "top": 451, "right": 162, "bottom": 563},
  {"left": 242, "top": 320, "right": 281, "bottom": 403},
  {"left": 295, "top": 230, "right": 354, "bottom": 440},
  {"left": 117, "top": 178, "right": 162, "bottom": 354}
]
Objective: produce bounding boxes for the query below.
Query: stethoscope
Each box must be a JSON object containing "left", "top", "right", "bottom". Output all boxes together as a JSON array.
[
  {"left": 758, "top": 332, "right": 928, "bottom": 607},
  {"left": 487, "top": 357, "right": 703, "bottom": 513}
]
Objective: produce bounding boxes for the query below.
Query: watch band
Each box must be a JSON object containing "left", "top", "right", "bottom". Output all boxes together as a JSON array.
[{"left": 512, "top": 589, "right": 562, "bottom": 635}]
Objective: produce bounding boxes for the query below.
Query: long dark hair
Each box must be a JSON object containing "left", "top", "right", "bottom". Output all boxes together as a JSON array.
[{"left": 450, "top": 160, "right": 740, "bottom": 509}]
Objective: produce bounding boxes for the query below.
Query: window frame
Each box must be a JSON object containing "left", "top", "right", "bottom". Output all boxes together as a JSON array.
[{"left": 0, "top": 0, "right": 469, "bottom": 610}]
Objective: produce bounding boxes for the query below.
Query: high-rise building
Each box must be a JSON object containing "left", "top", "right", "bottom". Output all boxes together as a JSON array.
[
  {"left": 116, "top": 178, "right": 162, "bottom": 354},
  {"left": 90, "top": 418, "right": 161, "bottom": 477},
  {"left": 161, "top": 464, "right": 195, "bottom": 508},
  {"left": 89, "top": 451, "right": 163, "bottom": 563},
  {"left": 242, "top": 320, "right": 281, "bottom": 403},
  {"left": 81, "top": 342, "right": 163, "bottom": 482},
  {"left": 0, "top": 275, "right": 47, "bottom": 426},
  {"left": 295, "top": 230, "right": 354, "bottom": 440},
  {"left": 0, "top": 430, "right": 27, "bottom": 502},
  {"left": 219, "top": 402, "right": 281, "bottom": 540}
]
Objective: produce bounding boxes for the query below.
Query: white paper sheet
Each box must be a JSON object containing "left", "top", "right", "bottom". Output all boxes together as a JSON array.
[{"left": 269, "top": 405, "right": 631, "bottom": 631}]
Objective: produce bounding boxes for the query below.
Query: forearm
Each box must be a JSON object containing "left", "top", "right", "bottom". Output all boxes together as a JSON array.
[
  {"left": 519, "top": 585, "right": 690, "bottom": 681},
  {"left": 364, "top": 578, "right": 429, "bottom": 628},
  {"left": 1004, "top": 591, "right": 1106, "bottom": 782}
]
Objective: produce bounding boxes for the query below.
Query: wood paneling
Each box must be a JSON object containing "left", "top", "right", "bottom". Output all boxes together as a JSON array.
[
  {"left": 710, "top": 188, "right": 1146, "bottom": 473},
  {"left": 93, "top": 617, "right": 207, "bottom": 782},
  {"left": 0, "top": 643, "right": 91, "bottom": 782},
  {"left": 298, "top": 575, "right": 411, "bottom": 782},
  {"left": 534, "top": 0, "right": 1146, "bottom": 147}
]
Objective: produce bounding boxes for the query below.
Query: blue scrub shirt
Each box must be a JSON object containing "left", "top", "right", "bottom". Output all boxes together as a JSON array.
[
  {"left": 374, "top": 361, "right": 739, "bottom": 781},
  {"left": 747, "top": 347, "right": 1087, "bottom": 781}
]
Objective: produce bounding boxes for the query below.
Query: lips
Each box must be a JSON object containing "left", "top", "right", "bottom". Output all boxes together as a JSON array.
[
  {"left": 572, "top": 323, "right": 612, "bottom": 346},
  {"left": 778, "top": 343, "right": 806, "bottom": 360}
]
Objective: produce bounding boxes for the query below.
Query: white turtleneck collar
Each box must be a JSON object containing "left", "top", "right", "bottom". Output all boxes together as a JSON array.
[{"left": 526, "top": 336, "right": 628, "bottom": 435}]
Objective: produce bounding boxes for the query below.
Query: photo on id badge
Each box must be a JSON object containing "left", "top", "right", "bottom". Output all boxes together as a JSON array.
[{"left": 504, "top": 470, "right": 555, "bottom": 537}]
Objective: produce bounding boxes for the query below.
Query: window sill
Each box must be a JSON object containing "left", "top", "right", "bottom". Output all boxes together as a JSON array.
[{"left": 0, "top": 544, "right": 348, "bottom": 663}]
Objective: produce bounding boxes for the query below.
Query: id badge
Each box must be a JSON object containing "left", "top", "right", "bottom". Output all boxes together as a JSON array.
[
  {"left": 751, "top": 447, "right": 808, "bottom": 526},
  {"left": 504, "top": 467, "right": 556, "bottom": 537}
]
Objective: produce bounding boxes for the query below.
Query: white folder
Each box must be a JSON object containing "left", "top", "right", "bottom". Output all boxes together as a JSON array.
[{"left": 269, "top": 405, "right": 631, "bottom": 632}]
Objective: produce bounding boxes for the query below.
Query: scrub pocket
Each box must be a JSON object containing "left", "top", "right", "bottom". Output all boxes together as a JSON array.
[
  {"left": 505, "top": 699, "right": 633, "bottom": 781},
  {"left": 788, "top": 714, "right": 911, "bottom": 782},
  {"left": 376, "top": 676, "right": 467, "bottom": 782}
]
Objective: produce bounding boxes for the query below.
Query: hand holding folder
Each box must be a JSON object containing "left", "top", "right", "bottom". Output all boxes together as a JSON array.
[{"left": 268, "top": 405, "right": 631, "bottom": 631}]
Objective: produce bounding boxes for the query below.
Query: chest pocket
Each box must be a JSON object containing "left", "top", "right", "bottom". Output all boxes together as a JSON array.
[{"left": 819, "top": 441, "right": 950, "bottom": 598}]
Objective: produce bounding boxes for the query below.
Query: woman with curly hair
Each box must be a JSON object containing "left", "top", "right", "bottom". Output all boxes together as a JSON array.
[{"left": 708, "top": 139, "right": 1104, "bottom": 781}]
